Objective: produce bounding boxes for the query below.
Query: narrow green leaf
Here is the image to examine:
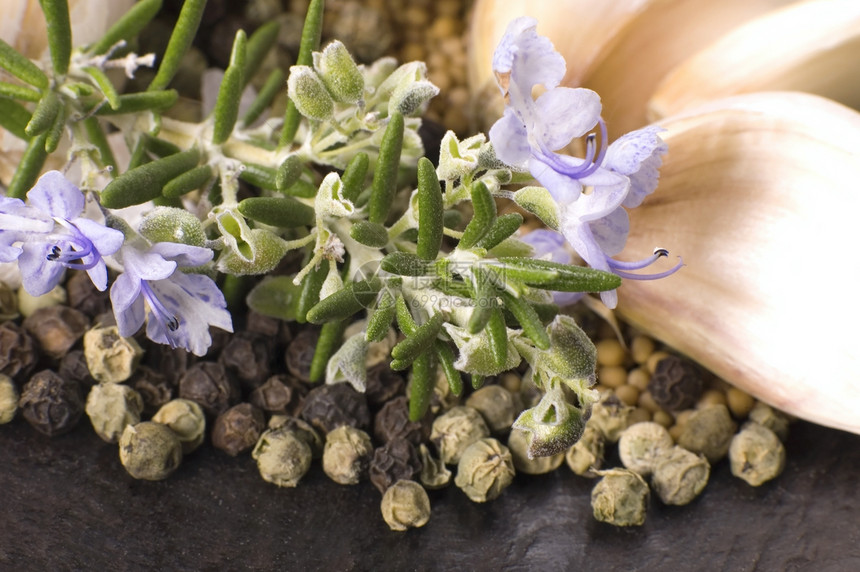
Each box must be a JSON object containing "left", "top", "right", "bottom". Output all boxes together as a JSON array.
[
  {"left": 434, "top": 340, "right": 462, "bottom": 397},
  {"left": 92, "top": 90, "right": 178, "bottom": 115},
  {"left": 44, "top": 105, "right": 66, "bottom": 153},
  {"left": 350, "top": 220, "right": 388, "bottom": 247},
  {"left": 395, "top": 294, "right": 417, "bottom": 334},
  {"left": 148, "top": 0, "right": 207, "bottom": 91},
  {"left": 244, "top": 20, "right": 279, "bottom": 87},
  {"left": 279, "top": 0, "right": 324, "bottom": 146},
  {"left": 443, "top": 209, "right": 462, "bottom": 229},
  {"left": 82, "top": 66, "right": 120, "bottom": 109},
  {"left": 246, "top": 275, "right": 302, "bottom": 321},
  {"left": 486, "top": 307, "right": 508, "bottom": 369},
  {"left": 467, "top": 267, "right": 497, "bottom": 335},
  {"left": 89, "top": 0, "right": 163, "bottom": 55},
  {"left": 416, "top": 157, "right": 443, "bottom": 261},
  {"left": 275, "top": 154, "right": 304, "bottom": 192},
  {"left": 306, "top": 277, "right": 381, "bottom": 324},
  {"left": 310, "top": 319, "right": 347, "bottom": 383},
  {"left": 162, "top": 164, "right": 214, "bottom": 198},
  {"left": 458, "top": 181, "right": 496, "bottom": 249},
  {"left": 409, "top": 350, "right": 435, "bottom": 421},
  {"left": 499, "top": 289, "right": 551, "bottom": 350},
  {"left": 128, "top": 137, "right": 150, "bottom": 170},
  {"left": 366, "top": 290, "right": 395, "bottom": 343},
  {"left": 25, "top": 91, "right": 60, "bottom": 137},
  {"left": 101, "top": 148, "right": 201, "bottom": 208},
  {"left": 6, "top": 133, "right": 48, "bottom": 199},
  {"left": 296, "top": 262, "right": 327, "bottom": 323},
  {"left": 240, "top": 67, "right": 284, "bottom": 127},
  {"left": 0, "top": 98, "right": 33, "bottom": 140},
  {"left": 381, "top": 251, "right": 431, "bottom": 277},
  {"left": 0, "top": 37, "right": 49, "bottom": 89},
  {"left": 471, "top": 374, "right": 485, "bottom": 390},
  {"left": 478, "top": 212, "right": 523, "bottom": 250},
  {"left": 499, "top": 257, "right": 623, "bottom": 292},
  {"left": 143, "top": 133, "right": 181, "bottom": 157},
  {"left": 390, "top": 312, "right": 443, "bottom": 366},
  {"left": 340, "top": 152, "right": 368, "bottom": 202},
  {"left": 0, "top": 81, "right": 41, "bottom": 102},
  {"left": 212, "top": 30, "right": 247, "bottom": 145},
  {"left": 82, "top": 117, "right": 117, "bottom": 176},
  {"left": 238, "top": 196, "right": 315, "bottom": 227},
  {"left": 368, "top": 112, "right": 404, "bottom": 224},
  {"left": 283, "top": 178, "right": 317, "bottom": 198},
  {"left": 39, "top": 0, "right": 72, "bottom": 75},
  {"left": 238, "top": 162, "right": 278, "bottom": 190}
]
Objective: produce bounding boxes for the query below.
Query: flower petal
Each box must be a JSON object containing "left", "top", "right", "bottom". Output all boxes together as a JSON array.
[
  {"left": 603, "top": 126, "right": 667, "bottom": 208},
  {"left": 18, "top": 242, "right": 64, "bottom": 296},
  {"left": 534, "top": 87, "right": 602, "bottom": 150},
  {"left": 495, "top": 17, "right": 566, "bottom": 93},
  {"left": 72, "top": 217, "right": 125, "bottom": 256},
  {"left": 120, "top": 244, "right": 177, "bottom": 281},
  {"left": 149, "top": 241, "right": 214, "bottom": 268},
  {"left": 110, "top": 272, "right": 145, "bottom": 337},
  {"left": 27, "top": 171, "right": 85, "bottom": 219},
  {"left": 488, "top": 108, "right": 531, "bottom": 167},
  {"left": 528, "top": 156, "right": 584, "bottom": 206},
  {"left": 589, "top": 206, "right": 629, "bottom": 256}
]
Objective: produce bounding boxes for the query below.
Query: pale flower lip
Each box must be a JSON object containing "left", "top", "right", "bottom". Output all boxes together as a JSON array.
[
  {"left": 649, "top": 0, "right": 860, "bottom": 122},
  {"left": 616, "top": 91, "right": 860, "bottom": 435}
]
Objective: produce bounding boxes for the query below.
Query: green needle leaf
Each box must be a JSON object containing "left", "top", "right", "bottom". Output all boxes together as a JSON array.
[
  {"left": 350, "top": 220, "right": 389, "bottom": 248},
  {"left": 82, "top": 117, "right": 117, "bottom": 176},
  {"left": 409, "top": 350, "right": 435, "bottom": 421},
  {"left": 238, "top": 196, "right": 315, "bottom": 228},
  {"left": 148, "top": 0, "right": 207, "bottom": 92},
  {"left": 25, "top": 91, "right": 61, "bottom": 137},
  {"left": 0, "top": 37, "right": 49, "bottom": 89},
  {"left": 478, "top": 212, "right": 523, "bottom": 250},
  {"left": 395, "top": 294, "right": 417, "bottom": 334},
  {"left": 275, "top": 154, "right": 304, "bottom": 192},
  {"left": 467, "top": 266, "right": 497, "bottom": 335},
  {"left": 38, "top": 0, "right": 72, "bottom": 75},
  {"left": 390, "top": 312, "right": 443, "bottom": 366},
  {"left": 0, "top": 81, "right": 41, "bottom": 102},
  {"left": 91, "top": 90, "right": 178, "bottom": 115},
  {"left": 434, "top": 340, "right": 462, "bottom": 397},
  {"left": 44, "top": 105, "right": 66, "bottom": 153},
  {"left": 162, "top": 164, "right": 214, "bottom": 198},
  {"left": 366, "top": 290, "right": 395, "bottom": 343},
  {"left": 6, "top": 132, "right": 48, "bottom": 199},
  {"left": 244, "top": 20, "right": 279, "bottom": 88},
  {"left": 381, "top": 251, "right": 431, "bottom": 277},
  {"left": 279, "top": 0, "right": 324, "bottom": 146},
  {"left": 458, "top": 181, "right": 496, "bottom": 249},
  {"left": 499, "top": 289, "right": 551, "bottom": 350},
  {"left": 238, "top": 163, "right": 278, "bottom": 190},
  {"left": 101, "top": 148, "right": 201, "bottom": 208},
  {"left": 82, "top": 66, "right": 120, "bottom": 109},
  {"left": 368, "top": 112, "right": 405, "bottom": 224},
  {"left": 240, "top": 67, "right": 285, "bottom": 127},
  {"left": 296, "top": 262, "right": 328, "bottom": 323},
  {"left": 309, "top": 319, "right": 347, "bottom": 383},
  {"left": 0, "top": 98, "right": 33, "bottom": 140},
  {"left": 499, "top": 257, "right": 623, "bottom": 292},
  {"left": 89, "top": 0, "right": 163, "bottom": 55},
  {"left": 306, "top": 277, "right": 381, "bottom": 324},
  {"left": 416, "top": 157, "right": 443, "bottom": 261},
  {"left": 212, "top": 30, "right": 247, "bottom": 145},
  {"left": 340, "top": 152, "right": 369, "bottom": 202},
  {"left": 486, "top": 307, "right": 508, "bottom": 369}
]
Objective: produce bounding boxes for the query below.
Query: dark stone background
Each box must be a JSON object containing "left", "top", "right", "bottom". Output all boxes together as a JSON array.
[{"left": 1, "top": 417, "right": 858, "bottom": 571}]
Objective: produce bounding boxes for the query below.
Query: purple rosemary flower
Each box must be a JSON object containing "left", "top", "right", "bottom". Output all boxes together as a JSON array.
[
  {"left": 0, "top": 171, "right": 123, "bottom": 296},
  {"left": 111, "top": 241, "right": 233, "bottom": 356}
]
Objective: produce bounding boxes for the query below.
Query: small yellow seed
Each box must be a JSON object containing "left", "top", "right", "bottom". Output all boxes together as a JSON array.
[
  {"left": 599, "top": 366, "right": 628, "bottom": 389},
  {"left": 652, "top": 410, "right": 674, "bottom": 428},
  {"left": 596, "top": 338, "right": 626, "bottom": 367},
  {"left": 638, "top": 390, "right": 661, "bottom": 413},
  {"left": 630, "top": 335, "right": 656, "bottom": 364},
  {"left": 615, "top": 384, "right": 641, "bottom": 407},
  {"left": 627, "top": 367, "right": 651, "bottom": 391},
  {"left": 697, "top": 389, "right": 728, "bottom": 409},
  {"left": 646, "top": 351, "right": 671, "bottom": 374},
  {"left": 726, "top": 387, "right": 756, "bottom": 418},
  {"left": 628, "top": 407, "right": 652, "bottom": 425}
]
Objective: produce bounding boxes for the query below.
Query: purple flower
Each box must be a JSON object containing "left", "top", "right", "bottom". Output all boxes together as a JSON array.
[
  {"left": 1, "top": 171, "right": 124, "bottom": 296},
  {"left": 111, "top": 241, "right": 233, "bottom": 356}
]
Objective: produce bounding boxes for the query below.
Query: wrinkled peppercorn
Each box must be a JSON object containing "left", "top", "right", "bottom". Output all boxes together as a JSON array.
[
  {"left": 0, "top": 373, "right": 18, "bottom": 424},
  {"left": 218, "top": 332, "right": 273, "bottom": 390},
  {"left": 454, "top": 438, "right": 516, "bottom": 503},
  {"left": 591, "top": 468, "right": 649, "bottom": 526},
  {"left": 0, "top": 284, "right": 17, "bottom": 321},
  {"left": 648, "top": 355, "right": 704, "bottom": 411},
  {"left": 119, "top": 421, "right": 183, "bottom": 481},
  {"left": 268, "top": 414, "right": 325, "bottom": 459},
  {"left": 252, "top": 427, "right": 313, "bottom": 488},
  {"left": 322, "top": 425, "right": 374, "bottom": 485},
  {"left": 66, "top": 271, "right": 111, "bottom": 318},
  {"left": 250, "top": 374, "right": 306, "bottom": 415},
  {"left": 369, "top": 437, "right": 423, "bottom": 494},
  {"left": 83, "top": 325, "right": 144, "bottom": 384},
  {"left": 364, "top": 363, "right": 406, "bottom": 409},
  {"left": 59, "top": 349, "right": 96, "bottom": 387},
  {"left": 300, "top": 383, "right": 370, "bottom": 434},
  {"left": 381, "top": 480, "right": 432, "bottom": 531},
  {"left": 285, "top": 328, "right": 318, "bottom": 383},
  {"left": 0, "top": 321, "right": 38, "bottom": 382},
  {"left": 18, "top": 369, "right": 84, "bottom": 436},
  {"left": 85, "top": 383, "right": 144, "bottom": 443},
  {"left": 152, "top": 399, "right": 207, "bottom": 454},
  {"left": 131, "top": 366, "right": 174, "bottom": 415},
  {"left": 204, "top": 327, "right": 232, "bottom": 360},
  {"left": 143, "top": 345, "right": 191, "bottom": 386},
  {"left": 245, "top": 310, "right": 291, "bottom": 350},
  {"left": 23, "top": 306, "right": 89, "bottom": 360},
  {"left": 212, "top": 403, "right": 266, "bottom": 456},
  {"left": 178, "top": 361, "right": 240, "bottom": 417},
  {"left": 374, "top": 396, "right": 429, "bottom": 445}
]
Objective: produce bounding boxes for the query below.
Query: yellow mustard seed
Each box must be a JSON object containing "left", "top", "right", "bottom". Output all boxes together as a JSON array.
[
  {"left": 627, "top": 367, "right": 651, "bottom": 392},
  {"left": 596, "top": 339, "right": 626, "bottom": 367},
  {"left": 615, "top": 385, "right": 641, "bottom": 407},
  {"left": 726, "top": 387, "right": 756, "bottom": 418}
]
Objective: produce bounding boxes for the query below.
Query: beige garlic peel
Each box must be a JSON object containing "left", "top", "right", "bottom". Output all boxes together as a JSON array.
[
  {"left": 615, "top": 91, "right": 860, "bottom": 435},
  {"left": 649, "top": 0, "right": 860, "bottom": 122}
]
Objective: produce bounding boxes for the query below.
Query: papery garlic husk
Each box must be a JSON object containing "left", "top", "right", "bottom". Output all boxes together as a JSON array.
[
  {"left": 616, "top": 91, "right": 860, "bottom": 435},
  {"left": 468, "top": 0, "right": 795, "bottom": 138},
  {"left": 649, "top": 0, "right": 860, "bottom": 122}
]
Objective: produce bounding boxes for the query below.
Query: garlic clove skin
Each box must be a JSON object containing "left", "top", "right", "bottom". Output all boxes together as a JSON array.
[
  {"left": 616, "top": 91, "right": 860, "bottom": 435},
  {"left": 649, "top": 0, "right": 860, "bottom": 122}
]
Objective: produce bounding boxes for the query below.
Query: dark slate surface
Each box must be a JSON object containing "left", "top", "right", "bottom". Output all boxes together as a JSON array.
[{"left": 1, "top": 417, "right": 859, "bottom": 571}]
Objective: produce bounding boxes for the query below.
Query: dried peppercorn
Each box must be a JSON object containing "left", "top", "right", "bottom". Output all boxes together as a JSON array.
[
  {"left": 322, "top": 425, "right": 374, "bottom": 485},
  {"left": 729, "top": 422, "right": 786, "bottom": 486},
  {"left": 369, "top": 437, "right": 423, "bottom": 494},
  {"left": 381, "top": 480, "right": 431, "bottom": 531},
  {"left": 0, "top": 321, "right": 39, "bottom": 382},
  {"left": 300, "top": 383, "right": 370, "bottom": 434},
  {"left": 18, "top": 369, "right": 84, "bottom": 436},
  {"left": 651, "top": 446, "right": 710, "bottom": 505},
  {"left": 83, "top": 325, "right": 144, "bottom": 384},
  {"left": 430, "top": 405, "right": 490, "bottom": 465},
  {"left": 119, "top": 421, "right": 183, "bottom": 481},
  {"left": 454, "top": 438, "right": 516, "bottom": 503},
  {"left": 218, "top": 332, "right": 273, "bottom": 390},
  {"left": 591, "top": 468, "right": 649, "bottom": 526},
  {"left": 0, "top": 284, "right": 17, "bottom": 321},
  {"left": 252, "top": 427, "right": 313, "bottom": 487},
  {"left": 373, "top": 395, "right": 429, "bottom": 445},
  {"left": 464, "top": 384, "right": 521, "bottom": 434},
  {"left": 22, "top": 306, "right": 89, "bottom": 360},
  {"left": 85, "top": 383, "right": 144, "bottom": 443},
  {"left": 747, "top": 402, "right": 790, "bottom": 442},
  {"left": 0, "top": 373, "right": 18, "bottom": 424},
  {"left": 245, "top": 310, "right": 291, "bottom": 350},
  {"left": 152, "top": 399, "right": 207, "bottom": 454},
  {"left": 212, "top": 403, "right": 266, "bottom": 456},
  {"left": 566, "top": 424, "right": 605, "bottom": 477},
  {"left": 285, "top": 328, "right": 319, "bottom": 383},
  {"left": 250, "top": 374, "right": 306, "bottom": 415},
  {"left": 178, "top": 361, "right": 240, "bottom": 417},
  {"left": 648, "top": 355, "right": 704, "bottom": 411},
  {"left": 364, "top": 362, "right": 406, "bottom": 409},
  {"left": 268, "top": 415, "right": 325, "bottom": 459},
  {"left": 142, "top": 344, "right": 191, "bottom": 386},
  {"left": 66, "top": 270, "right": 111, "bottom": 318},
  {"left": 677, "top": 404, "right": 737, "bottom": 463},
  {"left": 588, "top": 393, "right": 632, "bottom": 444},
  {"left": 618, "top": 421, "right": 674, "bottom": 477},
  {"left": 58, "top": 349, "right": 96, "bottom": 387},
  {"left": 418, "top": 443, "right": 451, "bottom": 489},
  {"left": 131, "top": 365, "right": 175, "bottom": 415}
]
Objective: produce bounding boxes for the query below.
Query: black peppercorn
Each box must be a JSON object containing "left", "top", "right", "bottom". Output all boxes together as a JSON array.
[
  {"left": 218, "top": 332, "right": 273, "bottom": 390},
  {"left": 364, "top": 363, "right": 405, "bottom": 409},
  {"left": 249, "top": 374, "right": 306, "bottom": 415},
  {"left": 66, "top": 270, "right": 111, "bottom": 318},
  {"left": 58, "top": 349, "right": 96, "bottom": 387},
  {"left": 285, "top": 328, "right": 319, "bottom": 383},
  {"left": 373, "top": 396, "right": 430, "bottom": 445},
  {"left": 300, "top": 383, "right": 370, "bottom": 434},
  {"left": 212, "top": 403, "right": 266, "bottom": 456},
  {"left": 369, "top": 438, "right": 423, "bottom": 494},
  {"left": 0, "top": 321, "right": 39, "bottom": 382},
  {"left": 23, "top": 306, "right": 89, "bottom": 360},
  {"left": 649, "top": 355, "right": 704, "bottom": 411},
  {"left": 131, "top": 365, "right": 175, "bottom": 415},
  {"left": 143, "top": 344, "right": 191, "bottom": 386},
  {"left": 245, "top": 310, "right": 292, "bottom": 351},
  {"left": 178, "top": 361, "right": 240, "bottom": 417},
  {"left": 18, "top": 369, "right": 84, "bottom": 436}
]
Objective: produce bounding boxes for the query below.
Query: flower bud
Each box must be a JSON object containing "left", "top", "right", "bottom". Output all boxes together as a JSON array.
[
  {"left": 139, "top": 207, "right": 207, "bottom": 247},
  {"left": 287, "top": 65, "right": 334, "bottom": 121},
  {"left": 216, "top": 228, "right": 288, "bottom": 275},
  {"left": 314, "top": 40, "right": 364, "bottom": 104}
]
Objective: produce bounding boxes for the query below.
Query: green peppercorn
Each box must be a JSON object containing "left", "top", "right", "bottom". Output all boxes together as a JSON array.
[
  {"left": 418, "top": 443, "right": 451, "bottom": 489},
  {"left": 589, "top": 393, "right": 632, "bottom": 443},
  {"left": 380, "top": 480, "right": 431, "bottom": 531},
  {"left": 565, "top": 424, "right": 605, "bottom": 477},
  {"left": 323, "top": 425, "right": 374, "bottom": 485},
  {"left": 591, "top": 468, "right": 649, "bottom": 527},
  {"left": 747, "top": 402, "right": 790, "bottom": 442},
  {"left": 677, "top": 404, "right": 736, "bottom": 463},
  {"left": 454, "top": 437, "right": 516, "bottom": 503},
  {"left": 729, "top": 422, "right": 786, "bottom": 486},
  {"left": 119, "top": 421, "right": 183, "bottom": 481},
  {"left": 252, "top": 427, "right": 313, "bottom": 488},
  {"left": 430, "top": 405, "right": 490, "bottom": 465},
  {"left": 0, "top": 373, "right": 18, "bottom": 424},
  {"left": 508, "top": 428, "right": 564, "bottom": 475},
  {"left": 85, "top": 383, "right": 144, "bottom": 443},
  {"left": 152, "top": 399, "right": 207, "bottom": 454},
  {"left": 465, "top": 384, "right": 521, "bottom": 434},
  {"left": 84, "top": 325, "right": 144, "bottom": 384},
  {"left": 651, "top": 445, "right": 710, "bottom": 505},
  {"left": 618, "top": 421, "right": 674, "bottom": 477}
]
